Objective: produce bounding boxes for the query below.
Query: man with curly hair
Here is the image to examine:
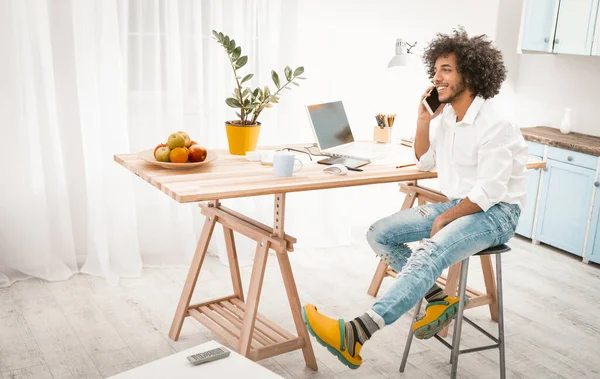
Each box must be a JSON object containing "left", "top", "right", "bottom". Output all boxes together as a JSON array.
[{"left": 302, "top": 27, "right": 528, "bottom": 370}]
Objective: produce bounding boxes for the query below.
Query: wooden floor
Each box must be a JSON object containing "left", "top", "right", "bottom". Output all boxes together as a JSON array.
[{"left": 1, "top": 235, "right": 600, "bottom": 379}]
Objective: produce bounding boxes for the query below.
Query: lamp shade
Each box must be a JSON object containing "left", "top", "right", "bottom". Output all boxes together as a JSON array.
[
  {"left": 387, "top": 38, "right": 421, "bottom": 69},
  {"left": 388, "top": 54, "right": 412, "bottom": 68}
]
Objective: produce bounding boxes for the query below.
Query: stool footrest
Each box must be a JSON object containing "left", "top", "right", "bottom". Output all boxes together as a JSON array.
[
  {"left": 431, "top": 316, "right": 500, "bottom": 356},
  {"left": 462, "top": 317, "right": 499, "bottom": 343}
]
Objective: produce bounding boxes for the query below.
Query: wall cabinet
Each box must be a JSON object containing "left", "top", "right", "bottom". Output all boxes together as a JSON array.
[
  {"left": 520, "top": 0, "right": 600, "bottom": 55},
  {"left": 593, "top": 4, "right": 600, "bottom": 54},
  {"left": 520, "top": 0, "right": 560, "bottom": 52}
]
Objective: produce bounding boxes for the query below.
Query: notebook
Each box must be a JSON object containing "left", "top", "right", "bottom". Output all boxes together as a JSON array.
[{"left": 305, "top": 101, "right": 387, "bottom": 162}]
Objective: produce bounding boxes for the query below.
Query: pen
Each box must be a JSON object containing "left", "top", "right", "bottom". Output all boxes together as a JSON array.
[
  {"left": 396, "top": 163, "right": 416, "bottom": 169},
  {"left": 347, "top": 166, "right": 363, "bottom": 172}
]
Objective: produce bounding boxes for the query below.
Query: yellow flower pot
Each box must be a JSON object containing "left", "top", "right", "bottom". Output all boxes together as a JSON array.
[{"left": 225, "top": 121, "right": 261, "bottom": 155}]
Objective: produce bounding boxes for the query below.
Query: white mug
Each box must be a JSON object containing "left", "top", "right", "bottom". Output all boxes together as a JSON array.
[{"left": 273, "top": 152, "right": 303, "bottom": 177}]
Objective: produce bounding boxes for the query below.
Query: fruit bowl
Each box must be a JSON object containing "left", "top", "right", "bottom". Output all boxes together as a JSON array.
[{"left": 138, "top": 149, "right": 218, "bottom": 169}]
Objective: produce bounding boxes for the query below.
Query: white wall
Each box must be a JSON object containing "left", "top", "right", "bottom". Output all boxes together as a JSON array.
[
  {"left": 291, "top": 0, "right": 600, "bottom": 139},
  {"left": 288, "top": 0, "right": 501, "bottom": 143},
  {"left": 514, "top": 53, "right": 600, "bottom": 136}
]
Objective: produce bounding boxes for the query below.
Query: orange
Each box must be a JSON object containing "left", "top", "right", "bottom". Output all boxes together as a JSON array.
[{"left": 170, "top": 147, "right": 189, "bottom": 163}]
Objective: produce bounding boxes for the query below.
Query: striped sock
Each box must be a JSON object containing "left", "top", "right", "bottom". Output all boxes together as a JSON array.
[
  {"left": 344, "top": 313, "right": 380, "bottom": 357},
  {"left": 425, "top": 284, "right": 448, "bottom": 303}
]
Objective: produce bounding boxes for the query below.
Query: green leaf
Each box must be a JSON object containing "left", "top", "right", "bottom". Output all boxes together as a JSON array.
[
  {"left": 236, "top": 56, "right": 248, "bottom": 69},
  {"left": 293, "top": 67, "right": 304, "bottom": 76},
  {"left": 265, "top": 103, "right": 273, "bottom": 108},
  {"left": 225, "top": 97, "right": 242, "bottom": 108},
  {"left": 234, "top": 88, "right": 241, "bottom": 99},
  {"left": 229, "top": 39, "right": 236, "bottom": 50},
  {"left": 263, "top": 86, "right": 270, "bottom": 96},
  {"left": 236, "top": 111, "right": 242, "bottom": 119},
  {"left": 269, "top": 96, "right": 279, "bottom": 103},
  {"left": 292, "top": 81, "right": 300, "bottom": 86},
  {"left": 296, "top": 76, "right": 307, "bottom": 80},
  {"left": 242, "top": 88, "right": 250, "bottom": 98},
  {"left": 271, "top": 70, "right": 280, "bottom": 88},
  {"left": 212, "top": 30, "right": 220, "bottom": 39},
  {"left": 253, "top": 88, "right": 260, "bottom": 97},
  {"left": 232, "top": 47, "right": 241, "bottom": 60},
  {"left": 284, "top": 87, "right": 292, "bottom": 90},
  {"left": 284, "top": 66, "right": 292, "bottom": 81},
  {"left": 241, "top": 74, "right": 254, "bottom": 84},
  {"left": 223, "top": 36, "right": 230, "bottom": 46}
]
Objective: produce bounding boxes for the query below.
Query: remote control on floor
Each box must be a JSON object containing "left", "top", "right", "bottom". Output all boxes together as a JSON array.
[{"left": 186, "top": 347, "right": 231, "bottom": 365}]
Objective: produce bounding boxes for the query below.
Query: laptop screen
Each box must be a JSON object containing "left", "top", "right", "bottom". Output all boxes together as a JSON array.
[{"left": 307, "top": 101, "right": 354, "bottom": 150}]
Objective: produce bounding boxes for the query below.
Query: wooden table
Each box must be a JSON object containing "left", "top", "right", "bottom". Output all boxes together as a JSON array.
[{"left": 114, "top": 145, "right": 544, "bottom": 370}]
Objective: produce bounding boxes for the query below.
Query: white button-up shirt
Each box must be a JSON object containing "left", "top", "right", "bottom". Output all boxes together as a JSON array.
[{"left": 415, "top": 96, "right": 528, "bottom": 212}]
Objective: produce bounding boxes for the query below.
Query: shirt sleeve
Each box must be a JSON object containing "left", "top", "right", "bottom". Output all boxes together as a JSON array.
[
  {"left": 414, "top": 117, "right": 439, "bottom": 172},
  {"left": 466, "top": 121, "right": 515, "bottom": 212}
]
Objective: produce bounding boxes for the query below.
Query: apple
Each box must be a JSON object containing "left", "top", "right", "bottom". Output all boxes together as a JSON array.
[
  {"left": 155, "top": 146, "right": 171, "bottom": 162},
  {"left": 188, "top": 145, "right": 207, "bottom": 162},
  {"left": 154, "top": 143, "right": 166, "bottom": 157},
  {"left": 177, "top": 131, "right": 191, "bottom": 147},
  {"left": 167, "top": 133, "right": 186, "bottom": 149}
]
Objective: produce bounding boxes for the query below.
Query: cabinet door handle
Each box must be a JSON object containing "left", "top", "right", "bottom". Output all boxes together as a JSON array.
[
  {"left": 554, "top": 38, "right": 560, "bottom": 44},
  {"left": 544, "top": 37, "right": 549, "bottom": 43},
  {"left": 567, "top": 156, "right": 573, "bottom": 161},
  {"left": 543, "top": 167, "right": 548, "bottom": 172},
  {"left": 595, "top": 181, "right": 599, "bottom": 187}
]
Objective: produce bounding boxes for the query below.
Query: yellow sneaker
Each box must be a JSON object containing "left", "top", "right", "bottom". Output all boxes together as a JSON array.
[
  {"left": 302, "top": 304, "right": 362, "bottom": 369},
  {"left": 411, "top": 296, "right": 468, "bottom": 339}
]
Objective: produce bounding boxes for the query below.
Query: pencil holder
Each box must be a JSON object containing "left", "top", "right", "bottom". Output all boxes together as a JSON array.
[{"left": 373, "top": 126, "right": 390, "bottom": 143}]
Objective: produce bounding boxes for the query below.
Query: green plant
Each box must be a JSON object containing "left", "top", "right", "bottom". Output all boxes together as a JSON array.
[{"left": 212, "top": 30, "right": 305, "bottom": 125}]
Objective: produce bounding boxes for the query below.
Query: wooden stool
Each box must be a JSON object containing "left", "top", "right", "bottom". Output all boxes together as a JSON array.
[
  {"left": 367, "top": 182, "right": 500, "bottom": 337},
  {"left": 400, "top": 244, "right": 510, "bottom": 379}
]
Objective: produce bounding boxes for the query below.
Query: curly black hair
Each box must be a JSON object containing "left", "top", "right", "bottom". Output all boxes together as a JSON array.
[{"left": 422, "top": 26, "right": 506, "bottom": 100}]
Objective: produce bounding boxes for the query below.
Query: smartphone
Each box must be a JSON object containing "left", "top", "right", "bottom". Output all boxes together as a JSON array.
[{"left": 422, "top": 87, "right": 441, "bottom": 115}]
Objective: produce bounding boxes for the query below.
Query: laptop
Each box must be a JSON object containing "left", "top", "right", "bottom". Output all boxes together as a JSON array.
[{"left": 305, "top": 101, "right": 387, "bottom": 162}]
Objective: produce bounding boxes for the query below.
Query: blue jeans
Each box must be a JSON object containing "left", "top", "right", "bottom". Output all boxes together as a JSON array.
[{"left": 366, "top": 199, "right": 520, "bottom": 326}]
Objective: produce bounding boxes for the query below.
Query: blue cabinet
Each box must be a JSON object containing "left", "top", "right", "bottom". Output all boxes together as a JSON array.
[
  {"left": 553, "top": 0, "right": 600, "bottom": 55},
  {"left": 535, "top": 156, "right": 597, "bottom": 256},
  {"left": 516, "top": 141, "right": 544, "bottom": 238},
  {"left": 515, "top": 154, "right": 543, "bottom": 238},
  {"left": 585, "top": 180, "right": 600, "bottom": 263},
  {"left": 520, "top": 0, "right": 560, "bottom": 52},
  {"left": 520, "top": 0, "right": 600, "bottom": 55}
]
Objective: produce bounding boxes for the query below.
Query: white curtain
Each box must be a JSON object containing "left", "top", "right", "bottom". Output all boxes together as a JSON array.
[{"left": 1, "top": 0, "right": 406, "bottom": 287}]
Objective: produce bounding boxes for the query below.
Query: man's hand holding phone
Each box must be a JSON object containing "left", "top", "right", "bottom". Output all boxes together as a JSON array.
[
  {"left": 418, "top": 86, "right": 444, "bottom": 124},
  {"left": 414, "top": 86, "right": 444, "bottom": 160}
]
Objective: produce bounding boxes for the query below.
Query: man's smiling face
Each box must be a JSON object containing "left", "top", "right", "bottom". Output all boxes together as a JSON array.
[{"left": 432, "top": 53, "right": 467, "bottom": 104}]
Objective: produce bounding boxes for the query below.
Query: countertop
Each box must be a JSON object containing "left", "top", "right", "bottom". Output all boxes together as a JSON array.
[{"left": 521, "top": 126, "right": 600, "bottom": 157}]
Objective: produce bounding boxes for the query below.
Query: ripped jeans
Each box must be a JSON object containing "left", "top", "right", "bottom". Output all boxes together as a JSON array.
[{"left": 366, "top": 199, "right": 520, "bottom": 326}]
